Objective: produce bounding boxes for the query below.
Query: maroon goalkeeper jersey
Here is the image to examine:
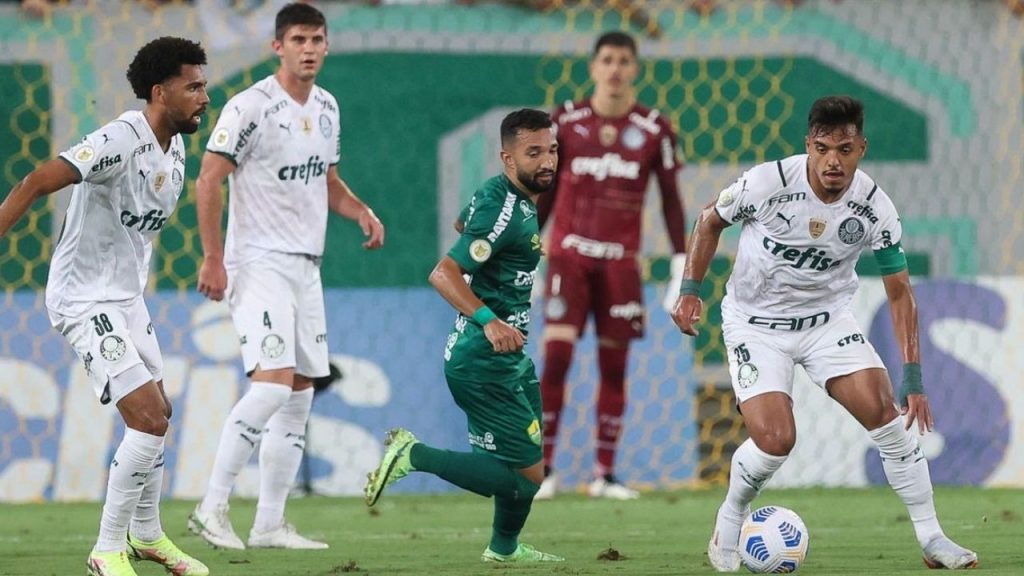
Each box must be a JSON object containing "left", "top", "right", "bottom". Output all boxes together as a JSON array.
[{"left": 548, "top": 100, "right": 684, "bottom": 259}]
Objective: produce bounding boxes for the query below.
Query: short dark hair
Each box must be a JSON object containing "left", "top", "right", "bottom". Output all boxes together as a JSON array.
[
  {"left": 808, "top": 95, "right": 864, "bottom": 136},
  {"left": 593, "top": 31, "right": 637, "bottom": 57},
  {"left": 275, "top": 3, "right": 327, "bottom": 41},
  {"left": 126, "top": 37, "right": 206, "bottom": 102},
  {"left": 500, "top": 109, "right": 553, "bottom": 148}
]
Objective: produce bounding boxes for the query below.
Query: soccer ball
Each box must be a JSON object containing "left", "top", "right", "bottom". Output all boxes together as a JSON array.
[{"left": 739, "top": 506, "right": 809, "bottom": 573}]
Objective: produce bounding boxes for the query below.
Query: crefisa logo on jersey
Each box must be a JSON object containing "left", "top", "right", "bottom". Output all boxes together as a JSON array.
[
  {"left": 90, "top": 154, "right": 121, "bottom": 173},
  {"left": 837, "top": 217, "right": 866, "bottom": 244},
  {"left": 278, "top": 156, "right": 327, "bottom": 184},
  {"left": 120, "top": 209, "right": 168, "bottom": 232}
]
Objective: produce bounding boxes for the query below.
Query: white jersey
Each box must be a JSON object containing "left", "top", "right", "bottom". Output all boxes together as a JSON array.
[
  {"left": 46, "top": 110, "right": 186, "bottom": 317},
  {"left": 206, "top": 75, "right": 341, "bottom": 267},
  {"left": 715, "top": 154, "right": 902, "bottom": 318}
]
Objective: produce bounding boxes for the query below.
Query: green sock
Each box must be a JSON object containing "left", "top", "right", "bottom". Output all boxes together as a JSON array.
[
  {"left": 489, "top": 495, "right": 533, "bottom": 555},
  {"left": 409, "top": 444, "right": 538, "bottom": 500}
]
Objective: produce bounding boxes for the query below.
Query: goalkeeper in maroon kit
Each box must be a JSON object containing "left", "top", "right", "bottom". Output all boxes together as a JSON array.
[{"left": 536, "top": 31, "right": 688, "bottom": 499}]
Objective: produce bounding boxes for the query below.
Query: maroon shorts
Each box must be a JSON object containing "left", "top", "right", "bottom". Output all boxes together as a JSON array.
[{"left": 543, "top": 252, "right": 644, "bottom": 340}]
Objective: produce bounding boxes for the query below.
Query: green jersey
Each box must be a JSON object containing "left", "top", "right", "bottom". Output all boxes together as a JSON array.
[{"left": 444, "top": 174, "right": 542, "bottom": 381}]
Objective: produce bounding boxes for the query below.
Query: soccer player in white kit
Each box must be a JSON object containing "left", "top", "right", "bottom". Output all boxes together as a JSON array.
[
  {"left": 188, "top": 3, "right": 385, "bottom": 550},
  {"left": 0, "top": 37, "right": 210, "bottom": 576},
  {"left": 671, "top": 96, "right": 978, "bottom": 571}
]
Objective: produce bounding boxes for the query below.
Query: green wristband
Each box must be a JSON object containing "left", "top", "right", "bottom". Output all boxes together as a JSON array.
[
  {"left": 472, "top": 306, "right": 497, "bottom": 326},
  {"left": 898, "top": 362, "right": 924, "bottom": 407},
  {"left": 679, "top": 278, "right": 702, "bottom": 297}
]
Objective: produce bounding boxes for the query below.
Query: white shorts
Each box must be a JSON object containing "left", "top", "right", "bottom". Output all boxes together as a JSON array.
[
  {"left": 48, "top": 297, "right": 161, "bottom": 405},
  {"left": 721, "top": 306, "right": 885, "bottom": 404},
  {"left": 227, "top": 251, "right": 329, "bottom": 378}
]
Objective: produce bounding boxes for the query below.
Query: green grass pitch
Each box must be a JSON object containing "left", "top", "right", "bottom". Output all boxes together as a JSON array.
[{"left": 1, "top": 487, "right": 1021, "bottom": 575}]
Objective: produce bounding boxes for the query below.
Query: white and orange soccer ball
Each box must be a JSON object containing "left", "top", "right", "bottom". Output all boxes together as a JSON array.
[{"left": 739, "top": 506, "right": 809, "bottom": 573}]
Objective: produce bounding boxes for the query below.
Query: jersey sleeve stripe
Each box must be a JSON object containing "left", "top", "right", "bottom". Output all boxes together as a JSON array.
[
  {"left": 56, "top": 155, "right": 83, "bottom": 183},
  {"left": 209, "top": 150, "right": 238, "bottom": 166},
  {"left": 867, "top": 184, "right": 878, "bottom": 201},
  {"left": 775, "top": 160, "right": 787, "bottom": 187},
  {"left": 113, "top": 119, "right": 140, "bottom": 139}
]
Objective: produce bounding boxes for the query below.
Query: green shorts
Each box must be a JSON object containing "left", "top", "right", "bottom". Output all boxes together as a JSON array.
[{"left": 446, "top": 366, "right": 543, "bottom": 468}]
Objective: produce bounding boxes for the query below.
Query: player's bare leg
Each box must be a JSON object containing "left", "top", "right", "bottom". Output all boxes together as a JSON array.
[
  {"left": 589, "top": 337, "right": 638, "bottom": 500},
  {"left": 709, "top": 392, "right": 793, "bottom": 572},
  {"left": 829, "top": 369, "right": 977, "bottom": 569},
  {"left": 537, "top": 324, "right": 577, "bottom": 500}
]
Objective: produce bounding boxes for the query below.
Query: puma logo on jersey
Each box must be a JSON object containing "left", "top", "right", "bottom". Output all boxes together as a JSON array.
[
  {"left": 761, "top": 237, "right": 841, "bottom": 270},
  {"left": 775, "top": 213, "right": 793, "bottom": 229},
  {"left": 120, "top": 209, "right": 168, "bottom": 232},
  {"left": 277, "top": 155, "right": 327, "bottom": 184}
]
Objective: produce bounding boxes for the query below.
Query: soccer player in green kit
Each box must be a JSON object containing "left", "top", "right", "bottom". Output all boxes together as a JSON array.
[{"left": 364, "top": 108, "right": 563, "bottom": 563}]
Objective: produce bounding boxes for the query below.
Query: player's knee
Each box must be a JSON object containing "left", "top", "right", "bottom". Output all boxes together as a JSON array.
[
  {"left": 751, "top": 430, "right": 795, "bottom": 457},
  {"left": 516, "top": 471, "right": 542, "bottom": 500},
  {"left": 129, "top": 408, "right": 169, "bottom": 436},
  {"left": 543, "top": 324, "right": 578, "bottom": 343}
]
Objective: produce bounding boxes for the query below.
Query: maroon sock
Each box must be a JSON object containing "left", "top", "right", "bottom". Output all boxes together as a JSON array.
[
  {"left": 595, "top": 344, "right": 629, "bottom": 477},
  {"left": 540, "top": 339, "right": 574, "bottom": 467}
]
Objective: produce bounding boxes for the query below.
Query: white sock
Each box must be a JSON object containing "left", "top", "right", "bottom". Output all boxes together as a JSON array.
[
  {"left": 95, "top": 429, "right": 164, "bottom": 553},
  {"left": 201, "top": 382, "right": 292, "bottom": 513},
  {"left": 717, "top": 439, "right": 788, "bottom": 550},
  {"left": 870, "top": 415, "right": 943, "bottom": 547},
  {"left": 129, "top": 450, "right": 165, "bottom": 542},
  {"left": 253, "top": 388, "right": 314, "bottom": 533}
]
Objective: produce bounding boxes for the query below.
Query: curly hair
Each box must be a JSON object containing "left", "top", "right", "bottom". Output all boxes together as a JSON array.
[{"left": 126, "top": 37, "right": 207, "bottom": 102}]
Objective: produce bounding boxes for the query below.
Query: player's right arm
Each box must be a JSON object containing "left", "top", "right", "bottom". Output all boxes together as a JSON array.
[
  {"left": 0, "top": 159, "right": 78, "bottom": 239},
  {"left": 2, "top": 123, "right": 132, "bottom": 239},
  {"left": 671, "top": 163, "right": 775, "bottom": 336},
  {"left": 428, "top": 256, "right": 524, "bottom": 354},
  {"left": 434, "top": 187, "right": 525, "bottom": 353},
  {"left": 195, "top": 92, "right": 261, "bottom": 301},
  {"left": 670, "top": 199, "right": 730, "bottom": 336},
  {"left": 194, "top": 151, "right": 236, "bottom": 301}
]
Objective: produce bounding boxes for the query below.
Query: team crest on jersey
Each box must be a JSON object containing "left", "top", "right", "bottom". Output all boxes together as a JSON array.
[
  {"left": 737, "top": 363, "right": 759, "bottom": 388},
  {"left": 172, "top": 168, "right": 183, "bottom": 187},
  {"left": 74, "top": 145, "right": 95, "bottom": 163},
  {"left": 519, "top": 200, "right": 535, "bottom": 220},
  {"left": 261, "top": 334, "right": 286, "bottom": 359},
  {"left": 99, "top": 335, "right": 126, "bottom": 362},
  {"left": 545, "top": 295, "right": 566, "bottom": 320},
  {"left": 318, "top": 114, "right": 331, "bottom": 139},
  {"left": 599, "top": 124, "right": 618, "bottom": 147},
  {"left": 838, "top": 217, "right": 866, "bottom": 244},
  {"left": 622, "top": 125, "right": 646, "bottom": 150},
  {"left": 469, "top": 239, "right": 492, "bottom": 263},
  {"left": 809, "top": 218, "right": 828, "bottom": 239},
  {"left": 212, "top": 128, "right": 230, "bottom": 148}
]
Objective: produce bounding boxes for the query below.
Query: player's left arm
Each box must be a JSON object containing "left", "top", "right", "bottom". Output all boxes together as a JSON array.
[
  {"left": 0, "top": 158, "right": 79, "bottom": 239},
  {"left": 872, "top": 189, "right": 931, "bottom": 433},
  {"left": 326, "top": 165, "right": 384, "bottom": 249},
  {"left": 655, "top": 119, "right": 689, "bottom": 311}
]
